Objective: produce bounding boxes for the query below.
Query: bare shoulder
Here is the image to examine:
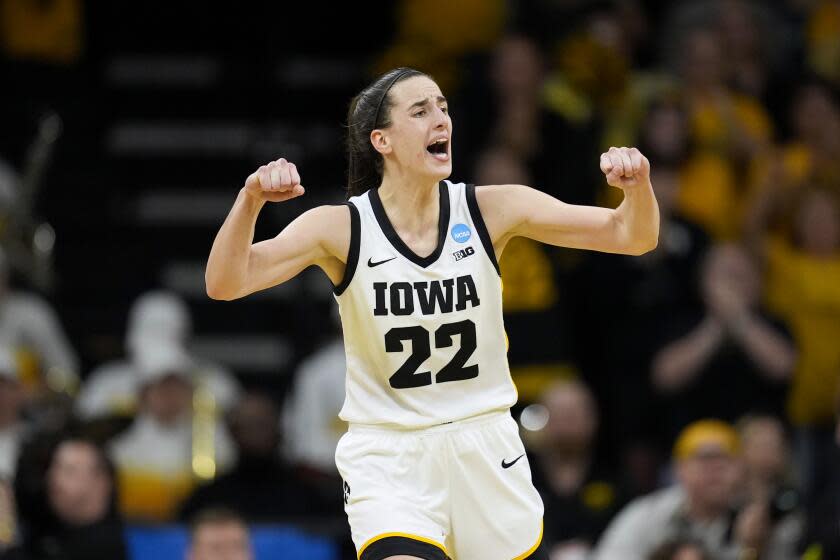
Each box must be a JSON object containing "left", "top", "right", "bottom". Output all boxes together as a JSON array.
[
  {"left": 300, "top": 203, "right": 353, "bottom": 263},
  {"left": 473, "top": 183, "right": 522, "bottom": 202},
  {"left": 473, "top": 184, "right": 533, "bottom": 240},
  {"left": 300, "top": 203, "right": 351, "bottom": 223},
  {"left": 473, "top": 183, "right": 536, "bottom": 211}
]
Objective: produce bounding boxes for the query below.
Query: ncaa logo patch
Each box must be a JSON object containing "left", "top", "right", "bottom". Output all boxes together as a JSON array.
[{"left": 451, "top": 223, "right": 472, "bottom": 243}]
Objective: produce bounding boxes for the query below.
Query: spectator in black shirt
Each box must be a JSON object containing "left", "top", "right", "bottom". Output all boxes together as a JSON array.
[
  {"left": 14, "top": 433, "right": 127, "bottom": 560},
  {"left": 180, "top": 391, "right": 336, "bottom": 523},
  {"left": 570, "top": 100, "right": 710, "bottom": 491},
  {"left": 800, "top": 401, "right": 840, "bottom": 558},
  {"left": 650, "top": 243, "right": 796, "bottom": 442},
  {"left": 528, "top": 380, "right": 626, "bottom": 558}
]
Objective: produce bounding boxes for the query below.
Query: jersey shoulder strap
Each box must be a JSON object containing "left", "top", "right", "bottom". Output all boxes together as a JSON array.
[
  {"left": 461, "top": 182, "right": 500, "bottom": 276},
  {"left": 332, "top": 200, "right": 360, "bottom": 296}
]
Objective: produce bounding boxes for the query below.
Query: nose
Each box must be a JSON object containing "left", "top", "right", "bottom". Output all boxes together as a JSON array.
[{"left": 433, "top": 106, "right": 448, "bottom": 129}]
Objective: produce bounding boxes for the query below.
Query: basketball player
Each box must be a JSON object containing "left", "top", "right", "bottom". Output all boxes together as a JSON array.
[{"left": 206, "top": 68, "right": 659, "bottom": 560}]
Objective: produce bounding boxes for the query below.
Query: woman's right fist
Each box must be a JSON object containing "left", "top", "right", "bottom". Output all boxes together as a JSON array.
[{"left": 244, "top": 158, "right": 305, "bottom": 202}]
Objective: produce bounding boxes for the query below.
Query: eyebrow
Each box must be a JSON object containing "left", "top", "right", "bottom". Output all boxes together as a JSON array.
[{"left": 407, "top": 96, "right": 448, "bottom": 111}]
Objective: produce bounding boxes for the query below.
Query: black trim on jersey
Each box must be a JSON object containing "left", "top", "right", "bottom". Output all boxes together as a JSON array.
[
  {"left": 465, "top": 183, "right": 501, "bottom": 276},
  {"left": 369, "top": 181, "right": 450, "bottom": 269},
  {"left": 360, "top": 537, "right": 450, "bottom": 560},
  {"left": 333, "top": 202, "right": 360, "bottom": 296}
]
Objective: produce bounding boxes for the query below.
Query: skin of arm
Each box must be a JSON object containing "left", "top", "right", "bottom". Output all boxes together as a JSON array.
[
  {"left": 708, "top": 280, "right": 797, "bottom": 380},
  {"left": 476, "top": 147, "right": 660, "bottom": 257},
  {"left": 726, "top": 311, "right": 797, "bottom": 381},
  {"left": 205, "top": 158, "right": 349, "bottom": 301},
  {"left": 652, "top": 279, "right": 796, "bottom": 391},
  {"left": 651, "top": 316, "right": 726, "bottom": 392}
]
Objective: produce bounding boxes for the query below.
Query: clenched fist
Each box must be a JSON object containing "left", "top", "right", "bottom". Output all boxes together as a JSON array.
[
  {"left": 244, "top": 158, "right": 305, "bottom": 202},
  {"left": 600, "top": 147, "right": 650, "bottom": 190}
]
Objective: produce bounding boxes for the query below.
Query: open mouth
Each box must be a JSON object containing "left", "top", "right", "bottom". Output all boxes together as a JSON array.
[{"left": 426, "top": 138, "right": 450, "bottom": 161}]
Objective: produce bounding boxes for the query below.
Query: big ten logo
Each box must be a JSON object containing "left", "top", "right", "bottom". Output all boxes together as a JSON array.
[{"left": 452, "top": 246, "right": 475, "bottom": 261}]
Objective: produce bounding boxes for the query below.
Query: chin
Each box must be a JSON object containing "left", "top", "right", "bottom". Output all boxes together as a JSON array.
[{"left": 425, "top": 161, "right": 452, "bottom": 182}]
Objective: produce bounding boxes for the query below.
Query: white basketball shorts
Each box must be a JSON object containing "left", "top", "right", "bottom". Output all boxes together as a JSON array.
[{"left": 335, "top": 410, "right": 544, "bottom": 560}]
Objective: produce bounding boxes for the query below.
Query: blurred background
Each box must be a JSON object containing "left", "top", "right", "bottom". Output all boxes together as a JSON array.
[{"left": 0, "top": 0, "right": 839, "bottom": 559}]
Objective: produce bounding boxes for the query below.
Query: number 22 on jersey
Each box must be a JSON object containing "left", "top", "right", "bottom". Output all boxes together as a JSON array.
[{"left": 386, "top": 319, "right": 478, "bottom": 389}]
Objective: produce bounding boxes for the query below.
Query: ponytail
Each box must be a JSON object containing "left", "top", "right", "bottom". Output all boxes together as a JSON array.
[{"left": 345, "top": 67, "right": 426, "bottom": 198}]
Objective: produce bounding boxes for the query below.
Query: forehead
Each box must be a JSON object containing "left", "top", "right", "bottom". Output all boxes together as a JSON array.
[
  {"left": 195, "top": 521, "right": 248, "bottom": 540},
  {"left": 389, "top": 75, "right": 443, "bottom": 107},
  {"left": 686, "top": 444, "right": 734, "bottom": 462},
  {"left": 55, "top": 441, "right": 97, "bottom": 464},
  {"left": 546, "top": 385, "right": 589, "bottom": 409}
]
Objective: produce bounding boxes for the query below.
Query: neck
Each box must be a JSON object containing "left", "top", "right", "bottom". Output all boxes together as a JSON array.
[
  {"left": 544, "top": 444, "right": 591, "bottom": 464},
  {"left": 686, "top": 497, "right": 725, "bottom": 523},
  {"left": 378, "top": 171, "right": 441, "bottom": 233},
  {"left": 379, "top": 169, "right": 439, "bottom": 206},
  {"left": 237, "top": 452, "right": 280, "bottom": 471},
  {"left": 745, "top": 474, "right": 777, "bottom": 500},
  {"left": 542, "top": 449, "right": 591, "bottom": 494}
]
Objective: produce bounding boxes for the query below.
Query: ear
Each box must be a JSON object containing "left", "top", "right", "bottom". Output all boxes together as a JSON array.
[{"left": 370, "top": 129, "right": 392, "bottom": 156}]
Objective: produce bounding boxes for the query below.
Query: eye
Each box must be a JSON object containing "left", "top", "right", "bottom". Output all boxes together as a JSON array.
[
  {"left": 414, "top": 109, "right": 426, "bottom": 117},
  {"left": 441, "top": 106, "right": 448, "bottom": 114}
]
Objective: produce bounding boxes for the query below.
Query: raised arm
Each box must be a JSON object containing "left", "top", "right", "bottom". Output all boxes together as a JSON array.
[
  {"left": 477, "top": 147, "right": 660, "bottom": 256},
  {"left": 205, "top": 158, "right": 349, "bottom": 301}
]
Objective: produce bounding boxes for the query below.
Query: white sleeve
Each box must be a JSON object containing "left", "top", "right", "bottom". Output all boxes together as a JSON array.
[
  {"left": 14, "top": 295, "right": 80, "bottom": 388},
  {"left": 198, "top": 361, "right": 242, "bottom": 412},
  {"left": 286, "top": 368, "right": 336, "bottom": 469},
  {"left": 75, "top": 363, "right": 137, "bottom": 419},
  {"left": 285, "top": 344, "right": 345, "bottom": 471},
  {"left": 593, "top": 497, "right": 658, "bottom": 560}
]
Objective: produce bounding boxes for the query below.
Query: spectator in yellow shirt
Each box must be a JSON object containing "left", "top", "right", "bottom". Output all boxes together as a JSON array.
[
  {"left": 748, "top": 167, "right": 840, "bottom": 499},
  {"left": 761, "top": 189, "right": 840, "bottom": 429},
  {"left": 673, "top": 28, "right": 773, "bottom": 239},
  {"left": 806, "top": 0, "right": 840, "bottom": 87}
]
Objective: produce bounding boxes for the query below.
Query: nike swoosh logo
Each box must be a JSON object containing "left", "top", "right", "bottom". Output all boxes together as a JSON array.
[
  {"left": 367, "top": 256, "right": 396, "bottom": 267},
  {"left": 501, "top": 454, "right": 525, "bottom": 469}
]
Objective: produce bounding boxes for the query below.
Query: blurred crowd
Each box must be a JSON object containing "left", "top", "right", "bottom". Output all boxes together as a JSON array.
[{"left": 2, "top": 0, "right": 840, "bottom": 559}]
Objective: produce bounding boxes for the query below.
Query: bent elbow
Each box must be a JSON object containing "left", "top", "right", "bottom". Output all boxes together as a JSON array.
[
  {"left": 205, "top": 278, "right": 238, "bottom": 301},
  {"left": 205, "top": 284, "right": 226, "bottom": 301},
  {"left": 641, "top": 234, "right": 660, "bottom": 254},
  {"left": 625, "top": 235, "right": 659, "bottom": 256}
]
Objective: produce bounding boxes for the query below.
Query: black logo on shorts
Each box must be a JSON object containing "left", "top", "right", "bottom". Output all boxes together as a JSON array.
[
  {"left": 501, "top": 454, "right": 525, "bottom": 469},
  {"left": 343, "top": 480, "right": 351, "bottom": 504},
  {"left": 452, "top": 246, "right": 475, "bottom": 262},
  {"left": 368, "top": 256, "right": 396, "bottom": 267}
]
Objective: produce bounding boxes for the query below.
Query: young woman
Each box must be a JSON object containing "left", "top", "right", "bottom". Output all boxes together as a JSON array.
[{"left": 206, "top": 67, "right": 659, "bottom": 560}]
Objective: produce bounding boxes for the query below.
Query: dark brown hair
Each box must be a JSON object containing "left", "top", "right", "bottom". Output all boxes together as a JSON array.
[
  {"left": 189, "top": 507, "right": 248, "bottom": 538},
  {"left": 345, "top": 67, "right": 428, "bottom": 198}
]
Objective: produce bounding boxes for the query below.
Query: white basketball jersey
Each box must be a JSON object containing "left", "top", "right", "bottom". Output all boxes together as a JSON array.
[{"left": 333, "top": 180, "right": 517, "bottom": 428}]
